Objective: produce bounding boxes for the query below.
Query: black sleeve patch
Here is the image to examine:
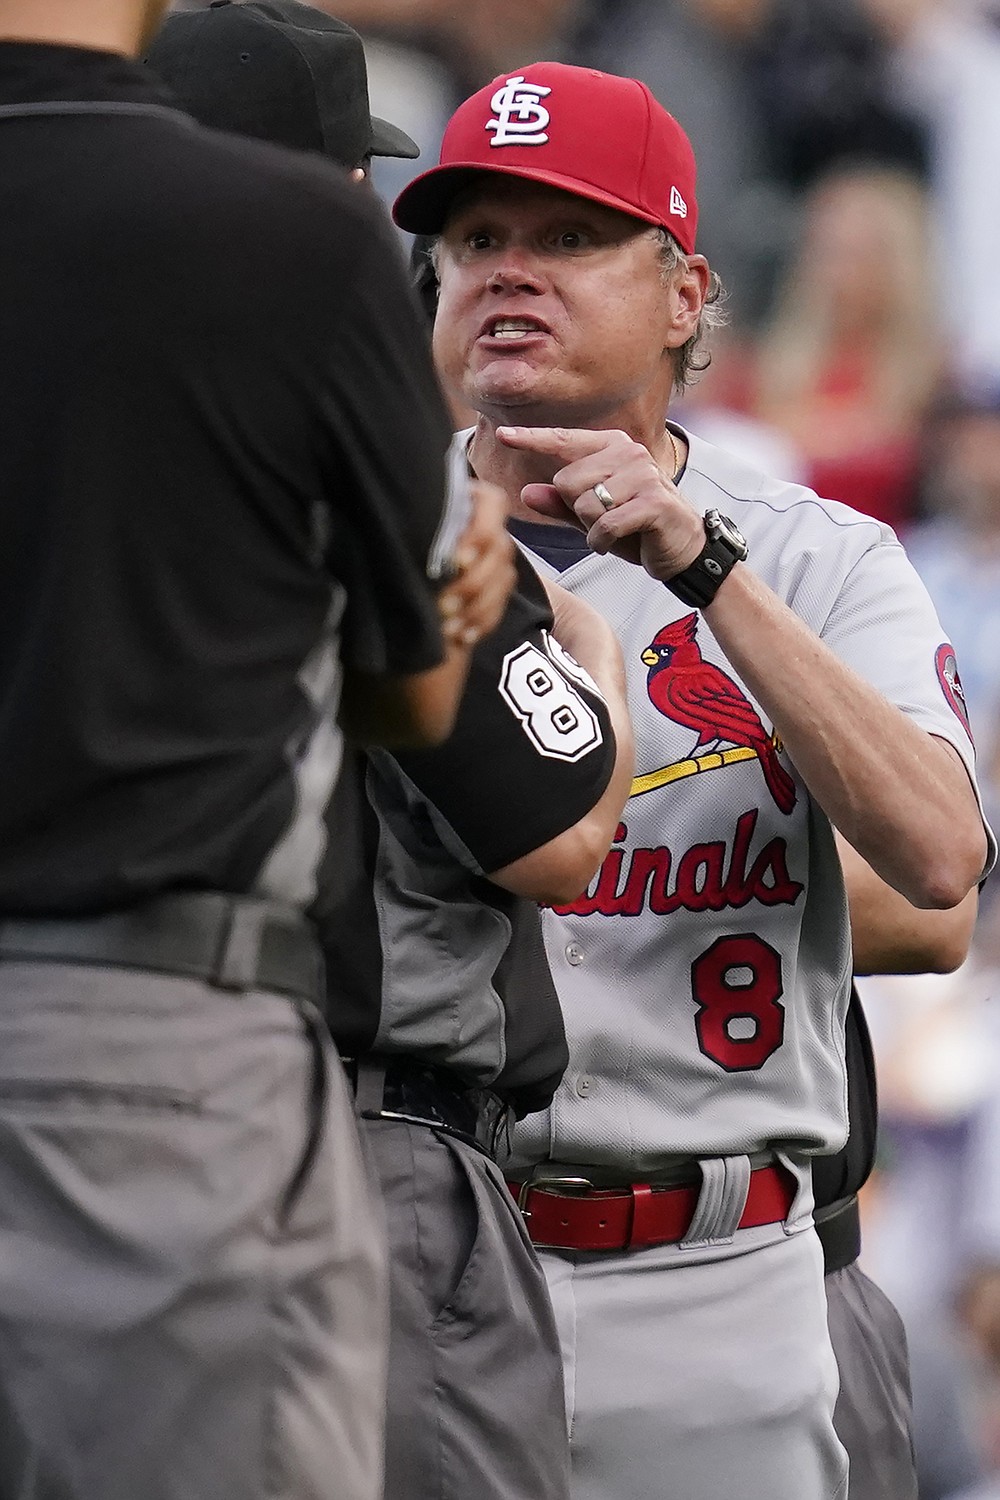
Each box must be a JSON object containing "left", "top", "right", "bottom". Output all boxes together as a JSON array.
[
  {"left": 393, "top": 553, "right": 616, "bottom": 871},
  {"left": 498, "top": 634, "right": 604, "bottom": 763}
]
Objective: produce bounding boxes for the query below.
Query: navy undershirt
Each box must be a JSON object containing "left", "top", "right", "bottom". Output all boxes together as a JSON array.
[
  {"left": 506, "top": 436, "right": 690, "bottom": 572},
  {"left": 506, "top": 518, "right": 588, "bottom": 572}
]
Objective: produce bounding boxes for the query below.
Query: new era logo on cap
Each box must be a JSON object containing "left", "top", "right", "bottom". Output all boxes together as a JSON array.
[{"left": 393, "top": 61, "right": 699, "bottom": 255}]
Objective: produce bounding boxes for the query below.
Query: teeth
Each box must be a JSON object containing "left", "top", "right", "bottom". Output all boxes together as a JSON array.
[{"left": 491, "top": 320, "right": 540, "bottom": 339}]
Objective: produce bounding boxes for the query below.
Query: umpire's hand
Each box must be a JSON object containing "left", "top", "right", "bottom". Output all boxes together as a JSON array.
[{"left": 438, "top": 481, "right": 516, "bottom": 648}]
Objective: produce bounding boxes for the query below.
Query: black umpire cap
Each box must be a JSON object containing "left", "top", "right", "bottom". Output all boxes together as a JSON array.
[{"left": 145, "top": 0, "right": 420, "bottom": 170}]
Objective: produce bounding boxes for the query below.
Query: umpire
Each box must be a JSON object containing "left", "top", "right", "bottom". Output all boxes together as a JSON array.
[
  {"left": 0, "top": 1, "right": 502, "bottom": 1497},
  {"left": 148, "top": 9, "right": 635, "bottom": 1498}
]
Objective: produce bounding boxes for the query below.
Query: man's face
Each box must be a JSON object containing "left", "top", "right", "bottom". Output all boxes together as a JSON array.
[{"left": 432, "top": 177, "right": 696, "bottom": 431}]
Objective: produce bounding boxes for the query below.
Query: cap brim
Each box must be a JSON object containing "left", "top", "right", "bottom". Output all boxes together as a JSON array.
[
  {"left": 370, "top": 115, "right": 419, "bottom": 160},
  {"left": 393, "top": 161, "right": 663, "bottom": 235}
]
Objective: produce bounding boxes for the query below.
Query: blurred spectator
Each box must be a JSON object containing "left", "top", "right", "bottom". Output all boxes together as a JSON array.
[
  {"left": 862, "top": 0, "right": 1000, "bottom": 390},
  {"left": 751, "top": 162, "right": 940, "bottom": 529},
  {"left": 745, "top": 0, "right": 928, "bottom": 191}
]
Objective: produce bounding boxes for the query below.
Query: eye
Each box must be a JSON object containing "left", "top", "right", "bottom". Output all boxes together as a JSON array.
[
  {"left": 556, "top": 229, "right": 590, "bottom": 251},
  {"left": 466, "top": 229, "right": 494, "bottom": 252}
]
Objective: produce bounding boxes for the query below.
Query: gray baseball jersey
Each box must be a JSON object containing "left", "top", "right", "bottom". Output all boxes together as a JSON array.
[{"left": 495, "top": 424, "right": 996, "bottom": 1176}]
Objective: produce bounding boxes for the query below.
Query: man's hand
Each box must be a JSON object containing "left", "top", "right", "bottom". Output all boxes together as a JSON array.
[
  {"left": 497, "top": 426, "right": 988, "bottom": 909},
  {"left": 438, "top": 479, "right": 516, "bottom": 647},
  {"left": 497, "top": 425, "right": 705, "bottom": 582},
  {"left": 339, "top": 480, "right": 514, "bottom": 748}
]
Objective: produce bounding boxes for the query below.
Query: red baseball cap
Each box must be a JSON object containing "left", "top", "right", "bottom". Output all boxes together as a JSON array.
[{"left": 392, "top": 61, "right": 698, "bottom": 254}]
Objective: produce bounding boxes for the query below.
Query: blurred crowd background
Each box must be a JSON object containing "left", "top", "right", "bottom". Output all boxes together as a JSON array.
[{"left": 169, "top": 2, "right": 1000, "bottom": 1494}]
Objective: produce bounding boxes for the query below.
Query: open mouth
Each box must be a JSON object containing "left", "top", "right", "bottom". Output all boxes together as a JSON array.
[{"left": 481, "top": 317, "right": 549, "bottom": 341}]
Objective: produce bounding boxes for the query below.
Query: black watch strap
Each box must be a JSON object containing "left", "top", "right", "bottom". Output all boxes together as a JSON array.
[{"left": 665, "top": 509, "right": 747, "bottom": 609}]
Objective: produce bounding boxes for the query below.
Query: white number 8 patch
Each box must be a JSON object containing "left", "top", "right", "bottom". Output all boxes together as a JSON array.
[{"left": 499, "top": 641, "right": 603, "bottom": 762}]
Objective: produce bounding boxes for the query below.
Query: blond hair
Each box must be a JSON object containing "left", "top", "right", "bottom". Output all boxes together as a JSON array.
[{"left": 755, "top": 164, "right": 939, "bottom": 432}]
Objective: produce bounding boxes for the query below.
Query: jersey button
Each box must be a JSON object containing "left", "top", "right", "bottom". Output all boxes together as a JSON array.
[
  {"left": 574, "top": 1074, "right": 593, "bottom": 1098},
  {"left": 565, "top": 943, "right": 584, "bottom": 966}
]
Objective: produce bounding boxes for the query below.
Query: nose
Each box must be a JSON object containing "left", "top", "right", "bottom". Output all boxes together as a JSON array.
[{"left": 486, "top": 250, "right": 545, "bottom": 295}]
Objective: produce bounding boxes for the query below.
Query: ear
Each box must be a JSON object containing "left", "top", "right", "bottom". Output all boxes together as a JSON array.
[{"left": 665, "top": 254, "right": 711, "bottom": 351}]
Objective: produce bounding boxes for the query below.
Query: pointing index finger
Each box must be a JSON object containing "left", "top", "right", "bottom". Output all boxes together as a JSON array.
[{"left": 496, "top": 426, "right": 610, "bottom": 460}]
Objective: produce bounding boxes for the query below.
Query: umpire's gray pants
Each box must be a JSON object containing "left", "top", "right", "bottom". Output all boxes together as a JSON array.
[
  {"left": 827, "top": 1260, "right": 918, "bottom": 1500},
  {"left": 0, "top": 960, "right": 388, "bottom": 1500},
  {"left": 360, "top": 1117, "right": 571, "bottom": 1500}
]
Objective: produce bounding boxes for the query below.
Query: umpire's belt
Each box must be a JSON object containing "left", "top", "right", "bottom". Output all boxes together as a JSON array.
[
  {"left": 345, "top": 1055, "right": 513, "bottom": 1162},
  {"left": 0, "top": 891, "right": 324, "bottom": 1006},
  {"left": 814, "top": 1193, "right": 861, "bottom": 1276},
  {"left": 507, "top": 1163, "right": 795, "bottom": 1252}
]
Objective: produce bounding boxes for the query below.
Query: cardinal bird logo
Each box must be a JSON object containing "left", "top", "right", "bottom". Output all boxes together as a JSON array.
[{"left": 641, "top": 613, "right": 797, "bottom": 814}]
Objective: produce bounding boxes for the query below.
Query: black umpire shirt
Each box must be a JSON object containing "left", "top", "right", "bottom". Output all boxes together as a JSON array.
[{"left": 0, "top": 43, "right": 454, "bottom": 915}]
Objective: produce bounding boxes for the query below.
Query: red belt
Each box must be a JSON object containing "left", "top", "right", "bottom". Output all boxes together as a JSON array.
[{"left": 507, "top": 1164, "right": 794, "bottom": 1252}]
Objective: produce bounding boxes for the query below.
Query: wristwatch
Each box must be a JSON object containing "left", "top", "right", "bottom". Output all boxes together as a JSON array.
[{"left": 665, "top": 508, "right": 748, "bottom": 609}]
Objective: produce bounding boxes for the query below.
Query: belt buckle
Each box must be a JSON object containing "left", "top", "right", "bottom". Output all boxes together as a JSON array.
[{"left": 517, "top": 1174, "right": 594, "bottom": 1219}]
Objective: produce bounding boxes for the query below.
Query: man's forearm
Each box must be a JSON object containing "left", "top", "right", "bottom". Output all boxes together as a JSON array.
[
  {"left": 707, "top": 566, "right": 988, "bottom": 908},
  {"left": 838, "top": 833, "right": 978, "bottom": 974}
]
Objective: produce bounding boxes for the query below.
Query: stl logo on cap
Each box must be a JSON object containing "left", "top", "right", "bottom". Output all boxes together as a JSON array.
[
  {"left": 487, "top": 76, "right": 552, "bottom": 148},
  {"left": 391, "top": 60, "right": 700, "bottom": 254}
]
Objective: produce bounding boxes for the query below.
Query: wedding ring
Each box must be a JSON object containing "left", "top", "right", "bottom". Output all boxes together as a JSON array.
[{"left": 593, "top": 481, "right": 616, "bottom": 511}]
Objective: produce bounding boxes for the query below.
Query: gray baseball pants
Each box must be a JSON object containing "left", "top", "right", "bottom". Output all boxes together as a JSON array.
[
  {"left": 542, "top": 1219, "right": 848, "bottom": 1500},
  {"left": 827, "top": 1260, "right": 918, "bottom": 1500},
  {"left": 360, "top": 1116, "right": 571, "bottom": 1500},
  {"left": 0, "top": 960, "right": 388, "bottom": 1500}
]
